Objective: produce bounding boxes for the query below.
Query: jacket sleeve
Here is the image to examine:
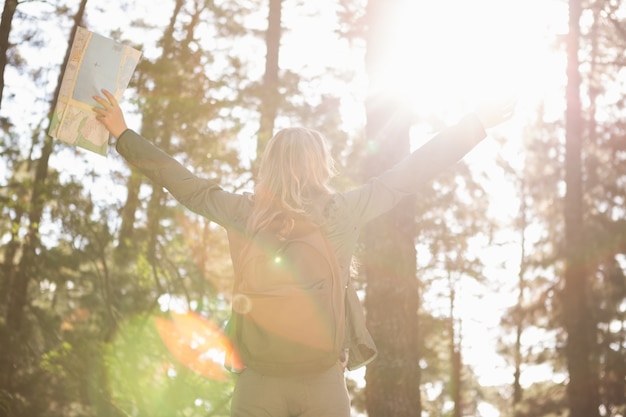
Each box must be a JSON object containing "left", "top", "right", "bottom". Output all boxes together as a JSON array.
[
  {"left": 342, "top": 113, "right": 487, "bottom": 224},
  {"left": 115, "top": 129, "right": 250, "bottom": 227}
]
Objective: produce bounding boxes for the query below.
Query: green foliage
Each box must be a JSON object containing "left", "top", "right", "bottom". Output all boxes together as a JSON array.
[{"left": 103, "top": 313, "right": 234, "bottom": 417}]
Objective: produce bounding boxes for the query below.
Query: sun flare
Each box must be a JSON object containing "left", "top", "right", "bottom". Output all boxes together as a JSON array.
[{"left": 369, "top": 0, "right": 568, "bottom": 122}]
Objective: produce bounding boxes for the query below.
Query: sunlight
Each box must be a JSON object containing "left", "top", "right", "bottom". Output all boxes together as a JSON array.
[{"left": 369, "top": 0, "right": 567, "bottom": 122}]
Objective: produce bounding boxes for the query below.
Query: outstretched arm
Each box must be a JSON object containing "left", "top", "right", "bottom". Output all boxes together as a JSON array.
[
  {"left": 92, "top": 89, "right": 128, "bottom": 139},
  {"left": 91, "top": 89, "right": 250, "bottom": 228},
  {"left": 342, "top": 95, "right": 517, "bottom": 224}
]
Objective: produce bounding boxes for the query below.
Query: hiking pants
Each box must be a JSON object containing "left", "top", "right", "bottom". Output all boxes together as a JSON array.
[{"left": 231, "top": 363, "right": 350, "bottom": 417}]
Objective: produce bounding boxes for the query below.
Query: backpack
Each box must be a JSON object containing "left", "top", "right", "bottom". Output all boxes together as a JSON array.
[{"left": 227, "top": 215, "right": 346, "bottom": 376}]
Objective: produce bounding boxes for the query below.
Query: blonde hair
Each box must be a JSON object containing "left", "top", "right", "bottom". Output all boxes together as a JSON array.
[{"left": 247, "top": 127, "right": 336, "bottom": 234}]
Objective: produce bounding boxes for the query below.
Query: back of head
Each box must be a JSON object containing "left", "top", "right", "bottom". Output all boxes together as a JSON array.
[{"left": 248, "top": 127, "right": 336, "bottom": 234}]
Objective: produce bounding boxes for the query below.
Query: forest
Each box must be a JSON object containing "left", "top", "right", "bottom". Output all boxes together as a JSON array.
[{"left": 1, "top": 0, "right": 626, "bottom": 416}]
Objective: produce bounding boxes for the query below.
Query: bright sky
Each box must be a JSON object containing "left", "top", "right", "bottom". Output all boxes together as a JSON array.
[{"left": 373, "top": 0, "right": 567, "bottom": 114}]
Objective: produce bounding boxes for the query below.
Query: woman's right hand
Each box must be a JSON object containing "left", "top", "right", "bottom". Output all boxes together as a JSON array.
[{"left": 92, "top": 89, "right": 128, "bottom": 139}]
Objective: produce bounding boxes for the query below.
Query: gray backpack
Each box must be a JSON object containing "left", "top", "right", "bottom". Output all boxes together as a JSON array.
[{"left": 228, "top": 215, "right": 346, "bottom": 376}]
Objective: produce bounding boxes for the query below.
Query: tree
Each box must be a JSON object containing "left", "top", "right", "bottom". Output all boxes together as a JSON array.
[
  {"left": 563, "top": 0, "right": 601, "bottom": 416},
  {"left": 361, "top": 93, "right": 419, "bottom": 417},
  {"left": 0, "top": 0, "right": 18, "bottom": 109},
  {"left": 0, "top": 2, "right": 89, "bottom": 415},
  {"left": 413, "top": 155, "right": 497, "bottom": 417},
  {"left": 578, "top": 1, "right": 626, "bottom": 415},
  {"left": 256, "top": 0, "right": 282, "bottom": 158},
  {"left": 495, "top": 120, "right": 569, "bottom": 417},
  {"left": 360, "top": 1, "right": 421, "bottom": 414}
]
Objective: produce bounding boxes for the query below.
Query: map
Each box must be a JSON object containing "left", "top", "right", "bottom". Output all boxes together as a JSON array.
[{"left": 49, "top": 27, "right": 142, "bottom": 156}]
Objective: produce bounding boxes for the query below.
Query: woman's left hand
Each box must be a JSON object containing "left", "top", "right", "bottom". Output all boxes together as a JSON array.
[{"left": 475, "top": 95, "right": 517, "bottom": 129}]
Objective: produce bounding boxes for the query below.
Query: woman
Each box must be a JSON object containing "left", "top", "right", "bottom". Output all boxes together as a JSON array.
[{"left": 93, "top": 89, "right": 514, "bottom": 416}]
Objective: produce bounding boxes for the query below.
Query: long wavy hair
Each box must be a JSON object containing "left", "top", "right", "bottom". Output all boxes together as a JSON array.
[{"left": 246, "top": 127, "right": 337, "bottom": 236}]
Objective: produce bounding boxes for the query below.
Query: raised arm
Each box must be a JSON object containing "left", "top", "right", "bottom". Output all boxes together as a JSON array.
[
  {"left": 341, "top": 96, "right": 517, "bottom": 224},
  {"left": 92, "top": 89, "right": 250, "bottom": 228}
]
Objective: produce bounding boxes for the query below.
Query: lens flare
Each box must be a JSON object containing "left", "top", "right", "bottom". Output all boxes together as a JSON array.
[
  {"left": 232, "top": 293, "right": 252, "bottom": 315},
  {"left": 154, "top": 311, "right": 240, "bottom": 381}
]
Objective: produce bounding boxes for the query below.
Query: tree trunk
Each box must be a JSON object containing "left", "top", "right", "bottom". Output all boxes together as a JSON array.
[
  {"left": 361, "top": 1, "right": 421, "bottom": 415},
  {"left": 0, "top": 0, "right": 88, "bottom": 399},
  {"left": 362, "top": 93, "right": 420, "bottom": 417},
  {"left": 449, "top": 285, "right": 462, "bottom": 417},
  {"left": 513, "top": 180, "right": 528, "bottom": 413},
  {"left": 256, "top": 0, "right": 282, "bottom": 161},
  {"left": 563, "top": 1, "right": 600, "bottom": 416},
  {"left": 115, "top": 169, "right": 142, "bottom": 263},
  {"left": 113, "top": 0, "right": 183, "bottom": 266},
  {"left": 0, "top": 0, "right": 18, "bottom": 109}
]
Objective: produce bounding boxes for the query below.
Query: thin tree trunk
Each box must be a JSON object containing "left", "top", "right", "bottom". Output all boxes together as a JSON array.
[
  {"left": 256, "top": 0, "right": 282, "bottom": 162},
  {"left": 115, "top": 169, "right": 142, "bottom": 263},
  {"left": 0, "top": 0, "right": 21, "bottom": 308},
  {"left": 114, "top": 0, "right": 183, "bottom": 263},
  {"left": 0, "top": 0, "right": 18, "bottom": 109},
  {"left": 563, "top": 0, "right": 600, "bottom": 416},
  {"left": 449, "top": 285, "right": 462, "bottom": 417},
  {"left": 513, "top": 179, "right": 528, "bottom": 413}
]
